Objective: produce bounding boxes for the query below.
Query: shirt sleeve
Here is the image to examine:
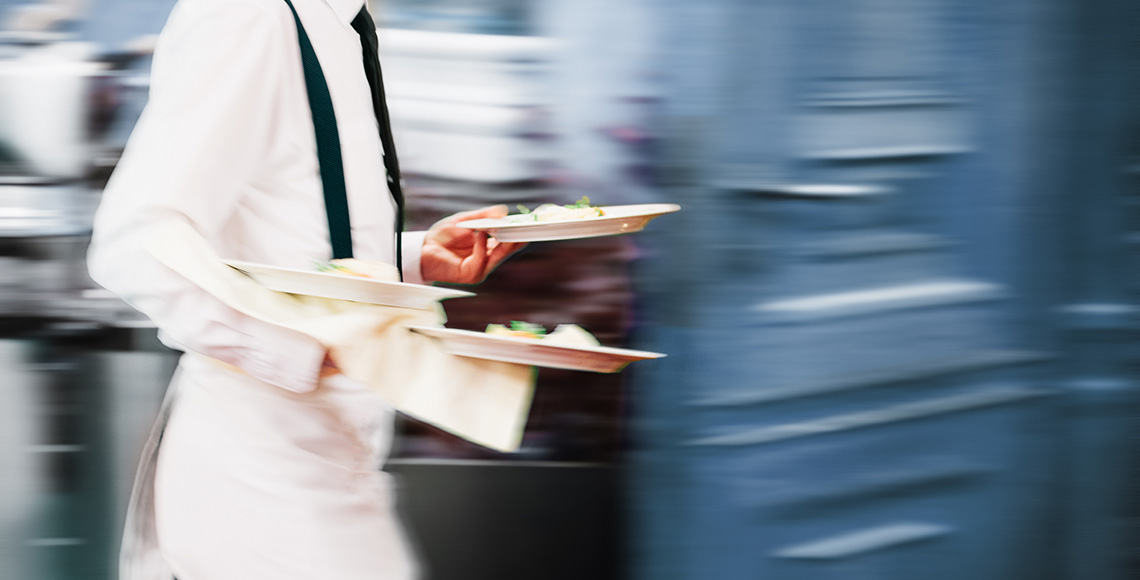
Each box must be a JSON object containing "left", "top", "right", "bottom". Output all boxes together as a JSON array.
[
  {"left": 400, "top": 230, "right": 428, "bottom": 284},
  {"left": 87, "top": 0, "right": 325, "bottom": 394}
]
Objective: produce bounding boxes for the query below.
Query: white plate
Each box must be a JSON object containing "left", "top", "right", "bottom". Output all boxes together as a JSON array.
[
  {"left": 224, "top": 260, "right": 473, "bottom": 309},
  {"left": 407, "top": 325, "right": 665, "bottom": 373},
  {"left": 456, "top": 203, "right": 681, "bottom": 242}
]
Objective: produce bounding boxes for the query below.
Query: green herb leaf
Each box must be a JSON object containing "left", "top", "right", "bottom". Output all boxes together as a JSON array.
[
  {"left": 564, "top": 196, "right": 592, "bottom": 209},
  {"left": 508, "top": 320, "right": 547, "bottom": 336},
  {"left": 314, "top": 261, "right": 347, "bottom": 272}
]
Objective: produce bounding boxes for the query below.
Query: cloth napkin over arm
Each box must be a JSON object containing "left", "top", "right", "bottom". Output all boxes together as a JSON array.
[{"left": 147, "top": 221, "right": 535, "bottom": 452}]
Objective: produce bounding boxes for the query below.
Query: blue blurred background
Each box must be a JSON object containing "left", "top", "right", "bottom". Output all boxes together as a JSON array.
[{"left": 0, "top": 0, "right": 1138, "bottom": 579}]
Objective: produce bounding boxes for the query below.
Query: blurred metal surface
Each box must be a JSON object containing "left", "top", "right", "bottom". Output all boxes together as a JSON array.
[
  {"left": 382, "top": 0, "right": 533, "bottom": 36},
  {"left": 80, "top": 334, "right": 179, "bottom": 580},
  {"left": 629, "top": 1, "right": 1140, "bottom": 580},
  {"left": 0, "top": 176, "right": 101, "bottom": 322},
  {"left": 382, "top": 28, "right": 557, "bottom": 183},
  {"left": 0, "top": 42, "right": 105, "bottom": 179},
  {"left": 0, "top": 177, "right": 91, "bottom": 237},
  {"left": 0, "top": 340, "right": 42, "bottom": 580}
]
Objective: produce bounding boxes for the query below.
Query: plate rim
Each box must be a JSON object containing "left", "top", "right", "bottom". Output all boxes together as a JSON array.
[
  {"left": 406, "top": 324, "right": 666, "bottom": 359},
  {"left": 222, "top": 259, "right": 476, "bottom": 299},
  {"left": 455, "top": 203, "right": 681, "bottom": 231}
]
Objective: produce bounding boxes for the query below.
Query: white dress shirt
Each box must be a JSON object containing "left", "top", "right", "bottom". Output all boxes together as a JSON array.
[
  {"left": 94, "top": 1, "right": 424, "bottom": 578},
  {"left": 88, "top": 0, "right": 425, "bottom": 394}
]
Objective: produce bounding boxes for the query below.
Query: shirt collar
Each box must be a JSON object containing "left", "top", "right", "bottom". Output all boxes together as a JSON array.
[{"left": 322, "top": 0, "right": 367, "bottom": 26}]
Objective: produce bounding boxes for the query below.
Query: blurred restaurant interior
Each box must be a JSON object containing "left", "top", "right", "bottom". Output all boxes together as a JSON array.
[{"left": 0, "top": 0, "right": 1138, "bottom": 579}]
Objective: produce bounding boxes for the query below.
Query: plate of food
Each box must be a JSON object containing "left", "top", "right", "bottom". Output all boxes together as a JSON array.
[
  {"left": 407, "top": 321, "right": 666, "bottom": 373},
  {"left": 456, "top": 197, "right": 681, "bottom": 242},
  {"left": 224, "top": 258, "right": 474, "bottom": 310}
]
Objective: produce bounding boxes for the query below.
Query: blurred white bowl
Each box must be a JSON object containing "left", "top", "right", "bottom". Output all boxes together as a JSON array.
[{"left": 0, "top": 42, "right": 105, "bottom": 178}]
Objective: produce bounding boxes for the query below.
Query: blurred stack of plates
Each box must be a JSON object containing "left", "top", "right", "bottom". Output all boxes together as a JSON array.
[
  {"left": 0, "top": 170, "right": 94, "bottom": 321},
  {"left": 0, "top": 174, "right": 90, "bottom": 236}
]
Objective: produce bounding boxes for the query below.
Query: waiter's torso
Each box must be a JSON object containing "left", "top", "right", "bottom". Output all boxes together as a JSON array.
[{"left": 151, "top": 0, "right": 395, "bottom": 268}]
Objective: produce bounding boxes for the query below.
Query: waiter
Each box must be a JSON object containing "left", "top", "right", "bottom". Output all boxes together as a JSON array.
[{"left": 87, "top": 0, "right": 523, "bottom": 578}]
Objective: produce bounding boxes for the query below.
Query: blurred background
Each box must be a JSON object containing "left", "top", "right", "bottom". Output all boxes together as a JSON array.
[{"left": 0, "top": 0, "right": 1138, "bottom": 579}]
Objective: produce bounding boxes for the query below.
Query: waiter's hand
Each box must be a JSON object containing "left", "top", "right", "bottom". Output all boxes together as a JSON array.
[
  {"left": 319, "top": 353, "right": 340, "bottom": 378},
  {"left": 420, "top": 205, "right": 526, "bottom": 285}
]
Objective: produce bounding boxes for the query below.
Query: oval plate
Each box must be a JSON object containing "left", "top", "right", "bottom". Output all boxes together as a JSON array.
[
  {"left": 224, "top": 260, "right": 473, "bottom": 310},
  {"left": 456, "top": 203, "right": 681, "bottom": 242},
  {"left": 407, "top": 325, "right": 666, "bottom": 373}
]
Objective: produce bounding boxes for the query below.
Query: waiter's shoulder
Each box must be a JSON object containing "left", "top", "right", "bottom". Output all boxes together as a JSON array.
[{"left": 173, "top": 0, "right": 295, "bottom": 32}]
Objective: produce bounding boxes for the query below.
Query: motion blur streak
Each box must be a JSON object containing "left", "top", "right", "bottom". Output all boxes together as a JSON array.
[{"left": 0, "top": 0, "right": 1137, "bottom": 579}]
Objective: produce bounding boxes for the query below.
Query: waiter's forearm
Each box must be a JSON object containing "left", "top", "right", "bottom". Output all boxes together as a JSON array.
[{"left": 88, "top": 215, "right": 326, "bottom": 394}]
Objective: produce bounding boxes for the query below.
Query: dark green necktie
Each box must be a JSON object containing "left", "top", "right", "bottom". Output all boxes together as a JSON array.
[
  {"left": 283, "top": 0, "right": 354, "bottom": 263},
  {"left": 351, "top": 7, "right": 405, "bottom": 281},
  {"left": 282, "top": 0, "right": 405, "bottom": 279}
]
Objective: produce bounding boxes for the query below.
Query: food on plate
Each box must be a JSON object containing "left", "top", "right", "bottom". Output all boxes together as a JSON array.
[
  {"left": 485, "top": 321, "right": 547, "bottom": 339},
  {"left": 485, "top": 321, "right": 601, "bottom": 347},
  {"left": 544, "top": 323, "right": 602, "bottom": 347},
  {"left": 505, "top": 196, "right": 604, "bottom": 224},
  {"left": 314, "top": 258, "right": 399, "bottom": 282}
]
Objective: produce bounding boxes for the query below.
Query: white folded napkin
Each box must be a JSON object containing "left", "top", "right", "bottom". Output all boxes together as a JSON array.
[{"left": 147, "top": 222, "right": 534, "bottom": 452}]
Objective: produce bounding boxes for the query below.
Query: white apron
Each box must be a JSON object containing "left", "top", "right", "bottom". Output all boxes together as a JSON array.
[{"left": 121, "top": 354, "right": 419, "bottom": 580}]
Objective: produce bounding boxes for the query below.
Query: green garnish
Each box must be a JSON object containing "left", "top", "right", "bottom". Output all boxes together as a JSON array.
[
  {"left": 314, "top": 261, "right": 349, "bottom": 273},
  {"left": 565, "top": 196, "right": 592, "bottom": 209},
  {"left": 516, "top": 204, "right": 532, "bottom": 214},
  {"left": 509, "top": 320, "right": 547, "bottom": 337}
]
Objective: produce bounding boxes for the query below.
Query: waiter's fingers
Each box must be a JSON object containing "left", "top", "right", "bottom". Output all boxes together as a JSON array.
[
  {"left": 459, "top": 231, "right": 491, "bottom": 283},
  {"left": 486, "top": 240, "right": 526, "bottom": 272}
]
